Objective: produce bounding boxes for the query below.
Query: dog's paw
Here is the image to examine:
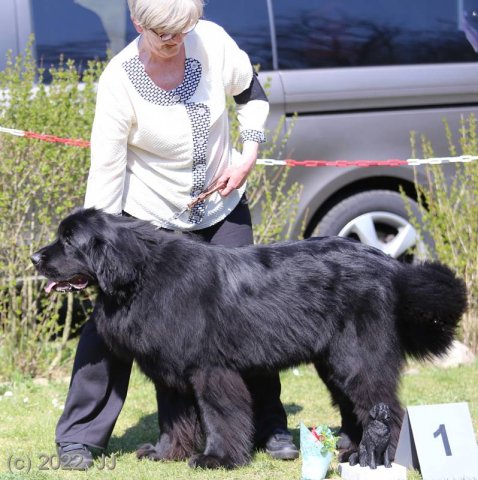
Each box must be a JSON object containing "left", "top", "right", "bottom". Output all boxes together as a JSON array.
[
  {"left": 359, "top": 454, "right": 369, "bottom": 468},
  {"left": 348, "top": 452, "right": 359, "bottom": 466},
  {"left": 337, "top": 432, "right": 353, "bottom": 450},
  {"left": 188, "top": 454, "right": 233, "bottom": 469},
  {"left": 136, "top": 443, "right": 163, "bottom": 461},
  {"left": 338, "top": 448, "right": 357, "bottom": 463}
]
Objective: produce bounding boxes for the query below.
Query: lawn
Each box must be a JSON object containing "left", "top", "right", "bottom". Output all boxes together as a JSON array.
[{"left": 0, "top": 360, "right": 477, "bottom": 479}]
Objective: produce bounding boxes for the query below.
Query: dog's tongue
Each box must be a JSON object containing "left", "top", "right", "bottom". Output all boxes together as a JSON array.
[{"left": 45, "top": 280, "right": 57, "bottom": 293}]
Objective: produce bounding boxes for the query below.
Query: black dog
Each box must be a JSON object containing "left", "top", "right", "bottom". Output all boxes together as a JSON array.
[
  {"left": 31, "top": 209, "right": 467, "bottom": 469},
  {"left": 349, "top": 403, "right": 392, "bottom": 469}
]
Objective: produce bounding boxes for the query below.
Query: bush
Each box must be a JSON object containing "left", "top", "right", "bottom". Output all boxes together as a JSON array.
[
  {"left": 0, "top": 42, "right": 101, "bottom": 378},
  {"left": 0, "top": 44, "right": 302, "bottom": 379},
  {"left": 409, "top": 115, "right": 478, "bottom": 352}
]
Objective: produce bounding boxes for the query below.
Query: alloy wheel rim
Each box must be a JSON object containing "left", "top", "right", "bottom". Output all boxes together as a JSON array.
[{"left": 337, "top": 211, "right": 427, "bottom": 261}]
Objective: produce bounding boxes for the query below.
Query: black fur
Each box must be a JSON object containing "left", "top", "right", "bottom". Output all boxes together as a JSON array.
[
  {"left": 31, "top": 209, "right": 467, "bottom": 469},
  {"left": 349, "top": 403, "right": 392, "bottom": 469}
]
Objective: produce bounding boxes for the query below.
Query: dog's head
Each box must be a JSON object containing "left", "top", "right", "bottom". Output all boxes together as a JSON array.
[
  {"left": 31, "top": 209, "right": 151, "bottom": 296},
  {"left": 369, "top": 403, "right": 391, "bottom": 423}
]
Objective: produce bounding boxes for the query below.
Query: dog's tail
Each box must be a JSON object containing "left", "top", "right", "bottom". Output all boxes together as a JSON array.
[{"left": 395, "top": 261, "right": 467, "bottom": 360}]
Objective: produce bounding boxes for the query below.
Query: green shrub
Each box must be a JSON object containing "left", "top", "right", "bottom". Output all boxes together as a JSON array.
[
  {"left": 0, "top": 44, "right": 302, "bottom": 379},
  {"left": 409, "top": 115, "right": 478, "bottom": 352},
  {"left": 0, "top": 41, "right": 101, "bottom": 379}
]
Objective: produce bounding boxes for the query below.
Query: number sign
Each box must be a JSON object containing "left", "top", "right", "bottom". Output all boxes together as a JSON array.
[{"left": 395, "top": 403, "right": 478, "bottom": 479}]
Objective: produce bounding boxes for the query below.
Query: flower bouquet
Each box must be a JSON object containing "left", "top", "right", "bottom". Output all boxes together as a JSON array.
[{"left": 300, "top": 423, "right": 338, "bottom": 480}]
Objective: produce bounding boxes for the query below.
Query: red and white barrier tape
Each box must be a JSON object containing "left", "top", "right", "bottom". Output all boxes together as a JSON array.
[
  {"left": 2, "top": 125, "right": 478, "bottom": 166},
  {"left": 260, "top": 156, "right": 478, "bottom": 167},
  {"left": 0, "top": 126, "right": 91, "bottom": 148}
]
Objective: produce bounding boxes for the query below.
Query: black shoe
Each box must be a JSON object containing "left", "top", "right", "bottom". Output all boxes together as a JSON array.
[
  {"left": 265, "top": 429, "right": 299, "bottom": 460},
  {"left": 56, "top": 443, "right": 94, "bottom": 470}
]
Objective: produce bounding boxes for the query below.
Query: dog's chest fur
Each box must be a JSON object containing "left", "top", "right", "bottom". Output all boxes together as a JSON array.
[
  {"left": 363, "top": 420, "right": 391, "bottom": 451},
  {"left": 94, "top": 295, "right": 192, "bottom": 387}
]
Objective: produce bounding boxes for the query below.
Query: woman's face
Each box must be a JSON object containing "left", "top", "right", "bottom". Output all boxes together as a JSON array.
[
  {"left": 133, "top": 19, "right": 187, "bottom": 59},
  {"left": 142, "top": 30, "right": 187, "bottom": 59}
]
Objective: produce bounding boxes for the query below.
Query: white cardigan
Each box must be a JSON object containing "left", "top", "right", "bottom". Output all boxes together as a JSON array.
[{"left": 84, "top": 20, "right": 269, "bottom": 230}]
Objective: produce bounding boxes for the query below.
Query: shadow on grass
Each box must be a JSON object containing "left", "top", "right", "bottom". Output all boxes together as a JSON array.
[
  {"left": 284, "top": 402, "right": 303, "bottom": 415},
  {"left": 108, "top": 412, "right": 158, "bottom": 455},
  {"left": 107, "top": 403, "right": 337, "bottom": 456}
]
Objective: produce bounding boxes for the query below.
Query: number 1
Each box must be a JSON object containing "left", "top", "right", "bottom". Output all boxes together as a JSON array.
[{"left": 433, "top": 424, "right": 452, "bottom": 456}]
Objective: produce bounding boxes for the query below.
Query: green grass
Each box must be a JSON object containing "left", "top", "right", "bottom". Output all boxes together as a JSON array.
[{"left": 0, "top": 360, "right": 477, "bottom": 479}]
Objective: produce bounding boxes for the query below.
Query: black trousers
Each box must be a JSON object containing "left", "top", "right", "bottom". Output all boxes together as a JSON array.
[{"left": 56, "top": 197, "right": 288, "bottom": 449}]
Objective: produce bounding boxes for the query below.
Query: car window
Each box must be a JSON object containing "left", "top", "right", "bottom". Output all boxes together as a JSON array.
[
  {"left": 202, "top": 0, "right": 273, "bottom": 70},
  {"left": 29, "top": 0, "right": 272, "bottom": 72},
  {"left": 30, "top": 0, "right": 136, "bottom": 71},
  {"left": 273, "top": 0, "right": 478, "bottom": 69}
]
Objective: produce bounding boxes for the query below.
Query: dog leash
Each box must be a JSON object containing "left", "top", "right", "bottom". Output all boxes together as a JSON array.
[{"left": 165, "top": 179, "right": 228, "bottom": 224}]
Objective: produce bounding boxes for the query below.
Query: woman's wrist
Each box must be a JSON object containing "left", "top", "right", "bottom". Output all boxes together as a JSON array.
[{"left": 240, "top": 140, "right": 260, "bottom": 169}]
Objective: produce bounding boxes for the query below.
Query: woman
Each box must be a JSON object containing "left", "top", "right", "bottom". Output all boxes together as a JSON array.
[{"left": 55, "top": 0, "right": 298, "bottom": 469}]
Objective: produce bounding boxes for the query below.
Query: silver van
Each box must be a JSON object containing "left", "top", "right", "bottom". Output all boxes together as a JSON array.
[{"left": 2, "top": 0, "right": 478, "bottom": 260}]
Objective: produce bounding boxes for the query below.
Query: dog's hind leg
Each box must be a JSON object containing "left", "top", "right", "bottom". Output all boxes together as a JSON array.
[
  {"left": 331, "top": 364, "right": 403, "bottom": 460},
  {"left": 137, "top": 382, "right": 202, "bottom": 461},
  {"left": 188, "top": 367, "right": 253, "bottom": 469},
  {"left": 314, "top": 359, "right": 362, "bottom": 461},
  {"left": 347, "top": 365, "right": 404, "bottom": 459}
]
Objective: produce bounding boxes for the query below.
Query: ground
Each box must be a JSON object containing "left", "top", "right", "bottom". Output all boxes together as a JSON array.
[{"left": 0, "top": 360, "right": 477, "bottom": 479}]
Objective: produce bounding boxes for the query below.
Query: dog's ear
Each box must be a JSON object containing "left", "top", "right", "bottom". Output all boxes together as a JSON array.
[
  {"left": 369, "top": 404, "right": 379, "bottom": 419},
  {"left": 91, "top": 239, "right": 135, "bottom": 295},
  {"left": 89, "top": 227, "right": 148, "bottom": 296}
]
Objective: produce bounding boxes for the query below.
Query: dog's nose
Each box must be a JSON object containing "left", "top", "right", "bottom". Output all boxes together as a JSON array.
[{"left": 30, "top": 252, "right": 42, "bottom": 265}]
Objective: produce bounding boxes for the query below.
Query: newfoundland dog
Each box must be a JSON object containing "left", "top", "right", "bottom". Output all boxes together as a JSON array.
[{"left": 31, "top": 209, "right": 466, "bottom": 469}]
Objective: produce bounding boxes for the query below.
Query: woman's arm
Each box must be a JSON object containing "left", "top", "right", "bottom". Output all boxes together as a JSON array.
[
  {"left": 217, "top": 72, "right": 269, "bottom": 196},
  {"left": 217, "top": 29, "right": 269, "bottom": 197},
  {"left": 84, "top": 67, "right": 134, "bottom": 213}
]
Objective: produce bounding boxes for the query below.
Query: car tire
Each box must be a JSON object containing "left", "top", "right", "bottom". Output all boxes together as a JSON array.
[{"left": 310, "top": 190, "right": 429, "bottom": 262}]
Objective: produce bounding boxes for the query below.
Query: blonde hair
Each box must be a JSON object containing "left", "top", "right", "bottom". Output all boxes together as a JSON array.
[{"left": 128, "top": 0, "right": 203, "bottom": 33}]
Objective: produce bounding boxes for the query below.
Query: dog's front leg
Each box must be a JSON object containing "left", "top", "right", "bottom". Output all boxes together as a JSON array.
[
  {"left": 137, "top": 382, "right": 201, "bottom": 461},
  {"left": 188, "top": 367, "right": 253, "bottom": 469},
  {"left": 358, "top": 442, "right": 368, "bottom": 467},
  {"left": 368, "top": 447, "right": 377, "bottom": 469},
  {"left": 383, "top": 446, "right": 392, "bottom": 468}
]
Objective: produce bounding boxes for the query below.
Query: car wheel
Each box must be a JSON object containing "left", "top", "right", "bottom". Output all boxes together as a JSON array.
[{"left": 310, "top": 190, "right": 428, "bottom": 263}]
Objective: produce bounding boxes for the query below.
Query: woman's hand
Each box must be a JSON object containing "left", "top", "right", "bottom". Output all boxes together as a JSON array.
[{"left": 216, "top": 141, "right": 259, "bottom": 197}]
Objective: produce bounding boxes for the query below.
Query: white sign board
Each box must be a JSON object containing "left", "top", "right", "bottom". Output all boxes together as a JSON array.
[{"left": 395, "top": 403, "right": 478, "bottom": 480}]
